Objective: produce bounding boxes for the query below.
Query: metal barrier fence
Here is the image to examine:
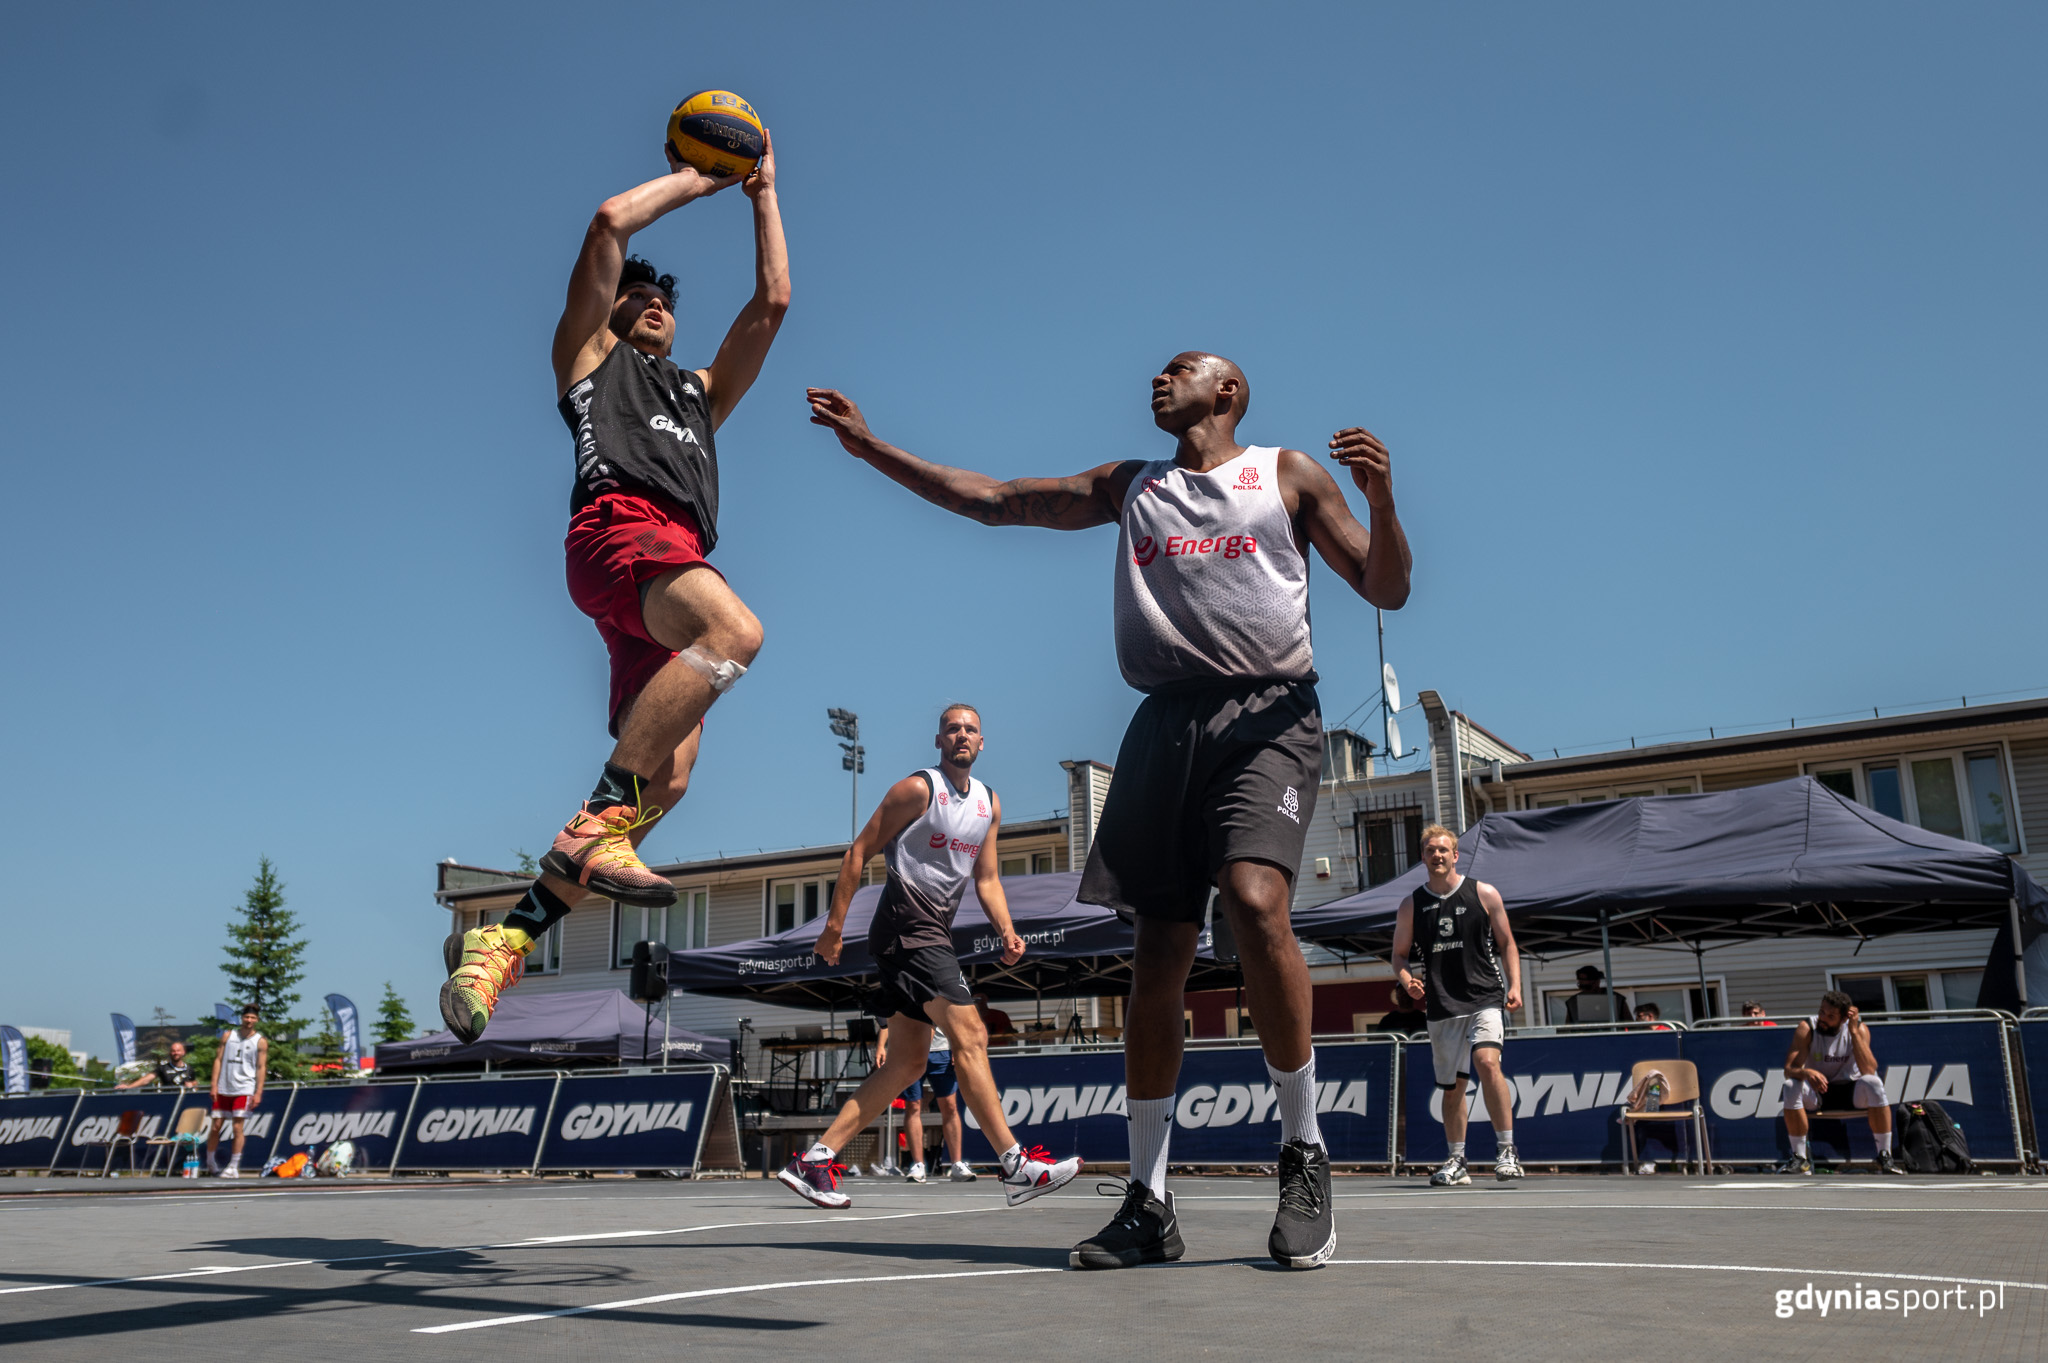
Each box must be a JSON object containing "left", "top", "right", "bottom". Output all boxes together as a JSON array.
[{"left": 0, "top": 1067, "right": 740, "bottom": 1178}]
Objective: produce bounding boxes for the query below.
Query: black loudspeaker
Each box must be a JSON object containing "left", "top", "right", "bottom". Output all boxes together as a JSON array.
[
  {"left": 844, "top": 1017, "right": 877, "bottom": 1044},
  {"left": 629, "top": 941, "right": 670, "bottom": 1002}
]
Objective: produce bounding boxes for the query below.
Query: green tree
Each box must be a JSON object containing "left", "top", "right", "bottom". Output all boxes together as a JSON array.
[
  {"left": 22, "top": 1036, "right": 81, "bottom": 1089},
  {"left": 373, "top": 981, "right": 417, "bottom": 1044},
  {"left": 218, "top": 858, "right": 315, "bottom": 1080},
  {"left": 513, "top": 849, "right": 538, "bottom": 875}
]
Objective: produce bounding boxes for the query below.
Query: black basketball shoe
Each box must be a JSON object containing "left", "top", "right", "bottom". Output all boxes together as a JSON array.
[
  {"left": 1069, "top": 1179, "right": 1184, "bottom": 1270},
  {"left": 1268, "top": 1140, "right": 1335, "bottom": 1269}
]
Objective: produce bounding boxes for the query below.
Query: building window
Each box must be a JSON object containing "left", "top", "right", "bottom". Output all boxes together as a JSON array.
[
  {"left": 1000, "top": 857, "right": 1027, "bottom": 876},
  {"left": 766, "top": 877, "right": 834, "bottom": 935},
  {"left": 1033, "top": 851, "right": 1057, "bottom": 874},
  {"left": 1528, "top": 781, "right": 1697, "bottom": 809},
  {"left": 1357, "top": 813, "right": 1423, "bottom": 888},
  {"left": 1541, "top": 980, "right": 1721, "bottom": 1025},
  {"left": 1832, "top": 970, "right": 1983, "bottom": 1013},
  {"left": 613, "top": 887, "right": 711, "bottom": 969},
  {"left": 1807, "top": 748, "right": 2018, "bottom": 852},
  {"left": 473, "top": 907, "right": 561, "bottom": 974}
]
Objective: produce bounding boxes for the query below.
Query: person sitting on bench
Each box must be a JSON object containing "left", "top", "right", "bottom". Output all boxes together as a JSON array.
[{"left": 1775, "top": 990, "right": 1901, "bottom": 1176}]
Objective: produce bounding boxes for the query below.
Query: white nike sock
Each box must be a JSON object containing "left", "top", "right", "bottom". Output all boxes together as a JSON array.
[
  {"left": 999, "top": 1142, "right": 1023, "bottom": 1174},
  {"left": 1450, "top": 1141, "right": 1467, "bottom": 1160},
  {"left": 1127, "top": 1096, "right": 1174, "bottom": 1194},
  {"left": 1267, "top": 1054, "right": 1323, "bottom": 1149},
  {"left": 804, "top": 1142, "right": 835, "bottom": 1163},
  {"left": 1497, "top": 1129, "right": 1516, "bottom": 1153},
  {"left": 1791, "top": 1137, "right": 1809, "bottom": 1157},
  {"left": 1875, "top": 1130, "right": 1893, "bottom": 1154}
]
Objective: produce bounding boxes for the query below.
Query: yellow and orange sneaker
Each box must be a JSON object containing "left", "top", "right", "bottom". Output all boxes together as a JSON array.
[
  {"left": 540, "top": 803, "right": 677, "bottom": 908},
  {"left": 438, "top": 924, "right": 527, "bottom": 1044}
]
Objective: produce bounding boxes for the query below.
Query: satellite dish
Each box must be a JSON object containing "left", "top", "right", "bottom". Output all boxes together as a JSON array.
[
  {"left": 1384, "top": 713, "right": 1404, "bottom": 760},
  {"left": 1382, "top": 663, "right": 1402, "bottom": 714}
]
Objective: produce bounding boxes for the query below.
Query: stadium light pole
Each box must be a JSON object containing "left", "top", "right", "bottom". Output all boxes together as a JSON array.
[{"left": 827, "top": 708, "right": 864, "bottom": 841}]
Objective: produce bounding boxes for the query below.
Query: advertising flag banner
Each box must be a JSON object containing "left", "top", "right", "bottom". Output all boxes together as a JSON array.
[
  {"left": 325, "top": 995, "right": 362, "bottom": 1068},
  {"left": 111, "top": 1014, "right": 138, "bottom": 1067},
  {"left": 213, "top": 1003, "right": 237, "bottom": 1024},
  {"left": 1, "top": 1028, "right": 31, "bottom": 1096}
]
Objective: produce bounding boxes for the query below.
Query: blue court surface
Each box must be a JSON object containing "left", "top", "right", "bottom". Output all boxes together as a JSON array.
[{"left": 1, "top": 1173, "right": 2044, "bottom": 1359}]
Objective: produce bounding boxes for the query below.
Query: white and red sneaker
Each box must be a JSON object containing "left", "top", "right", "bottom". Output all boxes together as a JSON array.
[
  {"left": 777, "top": 1154, "right": 851, "bottom": 1209},
  {"left": 1001, "top": 1145, "right": 1082, "bottom": 1206}
]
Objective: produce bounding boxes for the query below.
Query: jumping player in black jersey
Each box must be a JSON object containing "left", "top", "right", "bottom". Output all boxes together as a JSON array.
[
  {"left": 1390, "top": 824, "right": 1524, "bottom": 1186},
  {"left": 778, "top": 705, "right": 1083, "bottom": 1210},
  {"left": 441, "top": 131, "right": 790, "bottom": 1043},
  {"left": 807, "top": 356, "right": 1409, "bottom": 1270}
]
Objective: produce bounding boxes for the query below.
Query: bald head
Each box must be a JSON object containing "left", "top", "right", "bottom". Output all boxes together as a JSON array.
[{"left": 1151, "top": 351, "right": 1251, "bottom": 433}]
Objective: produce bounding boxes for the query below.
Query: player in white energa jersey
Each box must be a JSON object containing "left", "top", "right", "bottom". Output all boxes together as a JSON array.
[
  {"left": 777, "top": 704, "right": 1082, "bottom": 1211},
  {"left": 808, "top": 354, "right": 1410, "bottom": 1271},
  {"left": 206, "top": 1003, "right": 269, "bottom": 1177}
]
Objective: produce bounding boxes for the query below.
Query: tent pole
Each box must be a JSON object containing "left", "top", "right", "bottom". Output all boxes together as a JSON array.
[
  {"left": 1600, "top": 909, "right": 1617, "bottom": 1023},
  {"left": 2012, "top": 897, "right": 2028, "bottom": 1007},
  {"left": 1693, "top": 941, "right": 1712, "bottom": 1019}
]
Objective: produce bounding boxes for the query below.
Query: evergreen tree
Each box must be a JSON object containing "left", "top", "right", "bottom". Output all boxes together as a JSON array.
[
  {"left": 218, "top": 858, "right": 315, "bottom": 1080},
  {"left": 374, "top": 981, "right": 417, "bottom": 1044}
]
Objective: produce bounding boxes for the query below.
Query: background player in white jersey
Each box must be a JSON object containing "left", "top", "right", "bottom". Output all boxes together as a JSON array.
[
  {"left": 206, "top": 1004, "right": 267, "bottom": 1177},
  {"left": 1389, "top": 825, "right": 1523, "bottom": 1187},
  {"left": 1776, "top": 990, "right": 1901, "bottom": 1174},
  {"left": 778, "top": 705, "right": 1083, "bottom": 1210},
  {"left": 807, "top": 354, "right": 1409, "bottom": 1270}
]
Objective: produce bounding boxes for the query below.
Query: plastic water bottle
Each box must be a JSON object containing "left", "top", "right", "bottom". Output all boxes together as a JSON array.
[{"left": 183, "top": 1150, "right": 200, "bottom": 1179}]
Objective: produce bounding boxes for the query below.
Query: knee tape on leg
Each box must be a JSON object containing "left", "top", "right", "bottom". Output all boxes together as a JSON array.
[{"left": 680, "top": 645, "right": 747, "bottom": 694}]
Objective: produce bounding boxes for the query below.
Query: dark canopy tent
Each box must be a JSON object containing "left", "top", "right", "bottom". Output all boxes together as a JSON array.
[
  {"left": 666, "top": 871, "right": 1239, "bottom": 1010},
  {"left": 376, "top": 990, "right": 732, "bottom": 1071},
  {"left": 1293, "top": 777, "right": 2048, "bottom": 1008}
]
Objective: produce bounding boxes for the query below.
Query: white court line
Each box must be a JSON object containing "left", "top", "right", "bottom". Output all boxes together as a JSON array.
[
  {"left": 1327, "top": 1259, "right": 2048, "bottom": 1291},
  {"left": 0, "top": 1205, "right": 995, "bottom": 1297},
  {"left": 414, "top": 1268, "right": 1060, "bottom": 1334}
]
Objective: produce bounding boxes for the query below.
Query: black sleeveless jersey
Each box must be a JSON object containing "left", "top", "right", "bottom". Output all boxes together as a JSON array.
[
  {"left": 558, "top": 342, "right": 721, "bottom": 549},
  {"left": 1413, "top": 876, "right": 1505, "bottom": 1020}
]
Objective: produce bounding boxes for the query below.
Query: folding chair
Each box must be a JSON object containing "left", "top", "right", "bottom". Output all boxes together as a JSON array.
[
  {"left": 145, "top": 1107, "right": 210, "bottom": 1177},
  {"left": 1620, "top": 1060, "right": 1712, "bottom": 1174},
  {"left": 94, "top": 1110, "right": 147, "bottom": 1177}
]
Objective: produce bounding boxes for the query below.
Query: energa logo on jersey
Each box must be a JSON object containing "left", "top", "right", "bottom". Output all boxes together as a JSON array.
[
  {"left": 558, "top": 1101, "right": 695, "bottom": 1141},
  {"left": 966, "top": 1080, "right": 1370, "bottom": 1132},
  {"left": 413, "top": 1105, "right": 537, "bottom": 1144},
  {"left": 1707, "top": 1064, "right": 1975, "bottom": 1119},
  {"left": 290, "top": 1109, "right": 393, "bottom": 1145},
  {"left": 0, "top": 1115, "right": 66, "bottom": 1145}
]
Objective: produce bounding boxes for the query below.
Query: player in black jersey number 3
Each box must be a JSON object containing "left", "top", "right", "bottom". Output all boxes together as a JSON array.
[
  {"left": 1391, "top": 824, "right": 1525, "bottom": 1186},
  {"left": 809, "top": 353, "right": 1411, "bottom": 1270}
]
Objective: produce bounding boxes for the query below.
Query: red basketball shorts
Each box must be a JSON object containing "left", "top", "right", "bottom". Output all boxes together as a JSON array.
[
  {"left": 210, "top": 1094, "right": 251, "bottom": 1115},
  {"left": 564, "top": 492, "right": 725, "bottom": 737}
]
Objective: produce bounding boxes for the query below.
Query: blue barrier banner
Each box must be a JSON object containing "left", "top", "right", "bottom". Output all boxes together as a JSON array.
[
  {"left": 536, "top": 1071, "right": 722, "bottom": 1170},
  {"left": 1402, "top": 1030, "right": 1679, "bottom": 1167},
  {"left": 277, "top": 1081, "right": 418, "bottom": 1172},
  {"left": 395, "top": 1076, "right": 556, "bottom": 1171},
  {"left": 1690, "top": 1020, "right": 2018, "bottom": 1165},
  {"left": 2018, "top": 1021, "right": 2048, "bottom": 1160},
  {"left": 61, "top": 1091, "right": 188, "bottom": 1172},
  {"left": 0, "top": 1093, "right": 84, "bottom": 1169},
  {"left": 960, "top": 1041, "right": 1394, "bottom": 1164}
]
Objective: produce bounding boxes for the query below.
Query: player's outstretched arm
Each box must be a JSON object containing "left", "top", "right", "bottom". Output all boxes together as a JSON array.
[
  {"left": 973, "top": 796, "right": 1025, "bottom": 965},
  {"left": 817, "top": 775, "right": 929, "bottom": 965},
  {"left": 699, "top": 131, "right": 790, "bottom": 430},
  {"left": 807, "top": 388, "right": 1138, "bottom": 530},
  {"left": 551, "top": 152, "right": 743, "bottom": 396},
  {"left": 1281, "top": 431, "right": 1413, "bottom": 610}
]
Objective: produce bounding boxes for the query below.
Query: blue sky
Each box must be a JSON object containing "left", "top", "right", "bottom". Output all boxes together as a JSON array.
[{"left": 3, "top": 5, "right": 2041, "bottom": 1056}]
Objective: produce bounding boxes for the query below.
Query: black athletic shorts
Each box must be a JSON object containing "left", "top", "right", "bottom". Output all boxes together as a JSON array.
[
  {"left": 1079, "top": 677, "right": 1322, "bottom": 923},
  {"left": 868, "top": 942, "right": 973, "bottom": 1021}
]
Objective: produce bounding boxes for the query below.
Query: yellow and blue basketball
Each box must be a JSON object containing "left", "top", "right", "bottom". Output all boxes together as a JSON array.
[{"left": 665, "top": 90, "right": 764, "bottom": 179}]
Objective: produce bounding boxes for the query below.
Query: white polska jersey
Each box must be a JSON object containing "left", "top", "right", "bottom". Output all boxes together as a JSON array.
[
  {"left": 218, "top": 1030, "right": 263, "bottom": 1095},
  {"left": 883, "top": 768, "right": 994, "bottom": 915},
  {"left": 1112, "top": 446, "right": 1313, "bottom": 692}
]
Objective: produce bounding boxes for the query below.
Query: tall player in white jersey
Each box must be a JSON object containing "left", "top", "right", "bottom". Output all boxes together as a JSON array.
[
  {"left": 809, "top": 355, "right": 1410, "bottom": 1270},
  {"left": 206, "top": 1004, "right": 268, "bottom": 1177},
  {"left": 777, "top": 705, "right": 1083, "bottom": 1210}
]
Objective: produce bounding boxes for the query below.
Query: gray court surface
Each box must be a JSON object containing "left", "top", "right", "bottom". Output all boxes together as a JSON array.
[{"left": 2, "top": 1172, "right": 2044, "bottom": 1359}]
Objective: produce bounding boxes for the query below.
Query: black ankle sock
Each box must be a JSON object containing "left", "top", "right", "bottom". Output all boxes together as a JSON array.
[
  {"left": 588, "top": 761, "right": 647, "bottom": 812},
  {"left": 503, "top": 881, "right": 572, "bottom": 939}
]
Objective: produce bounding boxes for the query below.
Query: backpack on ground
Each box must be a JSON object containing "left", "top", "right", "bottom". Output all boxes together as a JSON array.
[{"left": 1894, "top": 1100, "right": 1973, "bottom": 1174}]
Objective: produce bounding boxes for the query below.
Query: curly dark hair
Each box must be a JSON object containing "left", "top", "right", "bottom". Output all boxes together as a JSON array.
[
  {"left": 1819, "top": 989, "right": 1854, "bottom": 1017},
  {"left": 617, "top": 255, "right": 676, "bottom": 305}
]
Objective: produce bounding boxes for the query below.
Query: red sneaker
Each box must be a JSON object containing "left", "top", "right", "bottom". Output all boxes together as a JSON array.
[
  {"left": 540, "top": 803, "right": 677, "bottom": 907},
  {"left": 777, "top": 1155, "right": 852, "bottom": 1209}
]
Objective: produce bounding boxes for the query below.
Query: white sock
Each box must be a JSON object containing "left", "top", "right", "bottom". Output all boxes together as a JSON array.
[
  {"left": 1791, "top": 1137, "right": 1809, "bottom": 1157},
  {"left": 804, "top": 1142, "right": 835, "bottom": 1163},
  {"left": 1266, "top": 1054, "right": 1323, "bottom": 1148},
  {"left": 1497, "top": 1130, "right": 1515, "bottom": 1153},
  {"left": 1875, "top": 1130, "right": 1893, "bottom": 1154},
  {"left": 1450, "top": 1141, "right": 1467, "bottom": 1160},
  {"left": 999, "top": 1142, "right": 1023, "bottom": 1174},
  {"left": 1127, "top": 1097, "right": 1174, "bottom": 1194}
]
